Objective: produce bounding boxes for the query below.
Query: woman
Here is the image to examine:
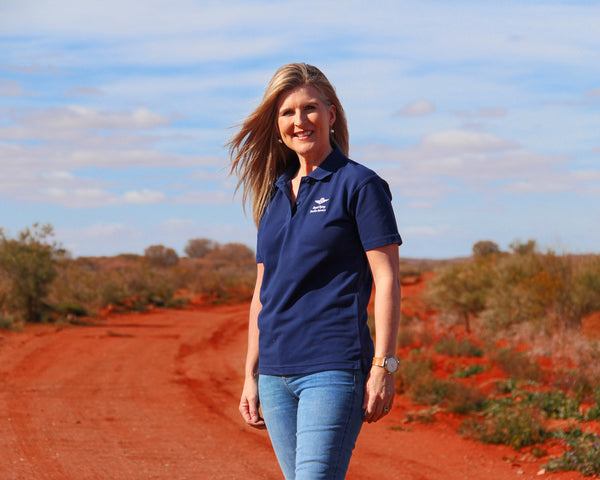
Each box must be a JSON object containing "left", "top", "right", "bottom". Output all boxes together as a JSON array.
[{"left": 229, "top": 63, "right": 402, "bottom": 480}]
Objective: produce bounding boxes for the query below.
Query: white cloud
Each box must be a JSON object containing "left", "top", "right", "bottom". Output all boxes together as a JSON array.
[
  {"left": 404, "top": 200, "right": 435, "bottom": 210},
  {"left": 419, "top": 130, "right": 518, "bottom": 153},
  {"left": 356, "top": 129, "right": 593, "bottom": 200},
  {"left": 174, "top": 190, "right": 233, "bottom": 205},
  {"left": 404, "top": 225, "right": 449, "bottom": 237},
  {"left": 502, "top": 169, "right": 600, "bottom": 195},
  {"left": 455, "top": 107, "right": 508, "bottom": 119},
  {"left": 1, "top": 1, "right": 599, "bottom": 259},
  {"left": 43, "top": 187, "right": 118, "bottom": 208},
  {"left": 55, "top": 222, "right": 145, "bottom": 257},
  {"left": 22, "top": 105, "right": 170, "bottom": 130},
  {"left": 154, "top": 218, "right": 199, "bottom": 248},
  {"left": 122, "top": 189, "right": 166, "bottom": 205},
  {"left": 42, "top": 170, "right": 76, "bottom": 181},
  {"left": 158, "top": 218, "right": 197, "bottom": 230},
  {"left": 0, "top": 79, "right": 28, "bottom": 96},
  {"left": 396, "top": 100, "right": 436, "bottom": 116},
  {"left": 585, "top": 87, "right": 600, "bottom": 97},
  {"left": 65, "top": 86, "right": 104, "bottom": 97},
  {"left": 478, "top": 107, "right": 508, "bottom": 118}
]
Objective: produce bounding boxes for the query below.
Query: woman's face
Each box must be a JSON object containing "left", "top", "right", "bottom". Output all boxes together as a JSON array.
[{"left": 277, "top": 84, "right": 336, "bottom": 165}]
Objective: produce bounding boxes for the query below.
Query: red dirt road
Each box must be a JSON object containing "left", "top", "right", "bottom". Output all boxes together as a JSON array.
[{"left": 0, "top": 304, "right": 581, "bottom": 480}]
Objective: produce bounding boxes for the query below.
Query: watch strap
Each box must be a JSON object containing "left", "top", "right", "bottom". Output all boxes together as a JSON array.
[{"left": 372, "top": 357, "right": 387, "bottom": 368}]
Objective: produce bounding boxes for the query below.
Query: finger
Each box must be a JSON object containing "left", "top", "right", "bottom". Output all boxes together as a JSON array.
[
  {"left": 240, "top": 404, "right": 266, "bottom": 429},
  {"left": 247, "top": 417, "right": 267, "bottom": 429},
  {"left": 239, "top": 400, "right": 252, "bottom": 423},
  {"left": 364, "top": 401, "right": 382, "bottom": 423},
  {"left": 362, "top": 393, "right": 374, "bottom": 422},
  {"left": 248, "top": 399, "right": 260, "bottom": 422},
  {"left": 242, "top": 395, "right": 267, "bottom": 428}
]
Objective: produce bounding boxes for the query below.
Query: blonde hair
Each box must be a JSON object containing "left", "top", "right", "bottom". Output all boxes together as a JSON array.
[{"left": 228, "top": 63, "right": 349, "bottom": 226}]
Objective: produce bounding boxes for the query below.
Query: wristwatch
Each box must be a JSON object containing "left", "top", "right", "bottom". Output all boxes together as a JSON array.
[{"left": 372, "top": 355, "right": 399, "bottom": 374}]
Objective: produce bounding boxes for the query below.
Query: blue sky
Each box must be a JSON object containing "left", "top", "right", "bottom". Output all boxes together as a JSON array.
[{"left": 1, "top": 0, "right": 599, "bottom": 259}]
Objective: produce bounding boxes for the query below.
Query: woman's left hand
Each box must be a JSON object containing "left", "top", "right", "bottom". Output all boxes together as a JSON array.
[{"left": 362, "top": 366, "right": 395, "bottom": 423}]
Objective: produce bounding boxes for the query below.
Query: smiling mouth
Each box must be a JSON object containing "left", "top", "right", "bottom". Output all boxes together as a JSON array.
[{"left": 294, "top": 130, "right": 313, "bottom": 139}]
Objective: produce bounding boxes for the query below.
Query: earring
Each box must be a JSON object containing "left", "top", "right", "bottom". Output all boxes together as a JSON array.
[
  {"left": 277, "top": 137, "right": 283, "bottom": 143},
  {"left": 330, "top": 127, "right": 335, "bottom": 134}
]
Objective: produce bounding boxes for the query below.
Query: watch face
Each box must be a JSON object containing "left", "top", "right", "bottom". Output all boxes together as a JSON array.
[{"left": 386, "top": 356, "right": 399, "bottom": 373}]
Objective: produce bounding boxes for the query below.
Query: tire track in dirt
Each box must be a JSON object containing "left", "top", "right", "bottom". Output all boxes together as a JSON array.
[
  {"left": 0, "top": 307, "right": 280, "bottom": 480},
  {"left": 0, "top": 303, "right": 583, "bottom": 480}
]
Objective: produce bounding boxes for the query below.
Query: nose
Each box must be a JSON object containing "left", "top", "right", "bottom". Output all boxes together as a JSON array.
[{"left": 293, "top": 109, "right": 306, "bottom": 127}]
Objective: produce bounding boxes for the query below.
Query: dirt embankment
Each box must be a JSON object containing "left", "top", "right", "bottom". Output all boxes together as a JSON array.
[{"left": 0, "top": 286, "right": 583, "bottom": 479}]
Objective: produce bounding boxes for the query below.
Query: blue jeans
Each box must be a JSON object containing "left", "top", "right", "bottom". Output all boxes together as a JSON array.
[{"left": 258, "top": 370, "right": 365, "bottom": 480}]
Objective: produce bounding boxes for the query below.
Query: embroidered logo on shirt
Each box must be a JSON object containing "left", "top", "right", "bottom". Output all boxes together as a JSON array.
[{"left": 310, "top": 197, "right": 329, "bottom": 214}]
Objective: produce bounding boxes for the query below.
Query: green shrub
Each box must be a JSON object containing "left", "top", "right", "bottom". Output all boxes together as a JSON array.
[
  {"left": 0, "top": 313, "right": 18, "bottom": 330},
  {"left": 406, "top": 369, "right": 485, "bottom": 414},
  {"left": 0, "top": 224, "right": 64, "bottom": 323},
  {"left": 583, "top": 400, "right": 600, "bottom": 421},
  {"left": 444, "top": 382, "right": 486, "bottom": 414},
  {"left": 545, "top": 428, "right": 600, "bottom": 476},
  {"left": 1, "top": 226, "right": 258, "bottom": 321},
  {"left": 434, "top": 337, "right": 483, "bottom": 357},
  {"left": 397, "top": 356, "right": 433, "bottom": 392},
  {"left": 53, "top": 301, "right": 88, "bottom": 318},
  {"left": 519, "top": 390, "right": 581, "bottom": 420},
  {"left": 461, "top": 403, "right": 548, "bottom": 449},
  {"left": 410, "top": 374, "right": 450, "bottom": 406},
  {"left": 494, "top": 348, "right": 541, "bottom": 382},
  {"left": 569, "top": 255, "right": 600, "bottom": 322},
  {"left": 426, "top": 240, "right": 600, "bottom": 337},
  {"left": 425, "top": 257, "right": 493, "bottom": 332},
  {"left": 451, "top": 364, "right": 486, "bottom": 378}
]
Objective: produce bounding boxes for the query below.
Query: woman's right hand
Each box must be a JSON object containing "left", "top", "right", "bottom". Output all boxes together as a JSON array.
[{"left": 239, "top": 375, "right": 266, "bottom": 429}]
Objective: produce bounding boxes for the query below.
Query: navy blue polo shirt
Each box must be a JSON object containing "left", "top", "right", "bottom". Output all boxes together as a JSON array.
[{"left": 256, "top": 147, "right": 402, "bottom": 376}]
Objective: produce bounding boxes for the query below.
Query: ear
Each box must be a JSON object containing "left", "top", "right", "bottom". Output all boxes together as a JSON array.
[{"left": 329, "top": 104, "right": 337, "bottom": 127}]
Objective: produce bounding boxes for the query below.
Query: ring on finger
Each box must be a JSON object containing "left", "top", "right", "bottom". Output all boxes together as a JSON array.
[{"left": 383, "top": 406, "right": 390, "bottom": 413}]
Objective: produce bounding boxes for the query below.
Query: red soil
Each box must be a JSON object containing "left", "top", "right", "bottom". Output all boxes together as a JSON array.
[{"left": 0, "top": 282, "right": 585, "bottom": 479}]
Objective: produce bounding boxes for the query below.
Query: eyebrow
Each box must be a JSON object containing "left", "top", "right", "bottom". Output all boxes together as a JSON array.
[{"left": 278, "top": 99, "right": 320, "bottom": 113}]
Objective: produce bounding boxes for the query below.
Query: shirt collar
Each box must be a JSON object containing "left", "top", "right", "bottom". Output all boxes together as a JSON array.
[
  {"left": 308, "top": 146, "right": 347, "bottom": 181},
  {"left": 274, "top": 147, "right": 347, "bottom": 189}
]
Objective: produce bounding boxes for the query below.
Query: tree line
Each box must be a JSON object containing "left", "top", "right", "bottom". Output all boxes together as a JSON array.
[
  {"left": 0, "top": 223, "right": 255, "bottom": 329},
  {"left": 426, "top": 239, "right": 600, "bottom": 337}
]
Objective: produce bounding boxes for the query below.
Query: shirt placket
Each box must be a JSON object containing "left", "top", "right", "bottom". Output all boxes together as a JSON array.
[{"left": 292, "top": 177, "right": 313, "bottom": 217}]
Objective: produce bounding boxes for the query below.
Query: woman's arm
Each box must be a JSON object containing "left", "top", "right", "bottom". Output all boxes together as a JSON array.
[
  {"left": 362, "top": 244, "right": 401, "bottom": 423},
  {"left": 239, "top": 262, "right": 266, "bottom": 429}
]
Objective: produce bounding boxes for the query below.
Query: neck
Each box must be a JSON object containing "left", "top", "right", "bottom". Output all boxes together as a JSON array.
[{"left": 295, "top": 145, "right": 333, "bottom": 178}]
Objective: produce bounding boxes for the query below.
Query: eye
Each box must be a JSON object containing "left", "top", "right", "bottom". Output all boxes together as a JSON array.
[
  {"left": 304, "top": 104, "right": 316, "bottom": 111},
  {"left": 281, "top": 109, "right": 293, "bottom": 116}
]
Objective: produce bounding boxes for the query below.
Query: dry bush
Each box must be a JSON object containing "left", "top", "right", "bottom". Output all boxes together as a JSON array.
[
  {"left": 183, "top": 238, "right": 216, "bottom": 258},
  {"left": 427, "top": 240, "right": 600, "bottom": 341},
  {"left": 49, "top": 255, "right": 183, "bottom": 315},
  {"left": 45, "top": 240, "right": 256, "bottom": 320},
  {"left": 425, "top": 256, "right": 494, "bottom": 332},
  {"left": 491, "top": 347, "right": 542, "bottom": 383},
  {"left": 434, "top": 336, "right": 483, "bottom": 357},
  {"left": 460, "top": 403, "right": 548, "bottom": 449},
  {"left": 144, "top": 245, "right": 179, "bottom": 267},
  {"left": 398, "top": 354, "right": 485, "bottom": 414},
  {"left": 0, "top": 224, "right": 64, "bottom": 323}
]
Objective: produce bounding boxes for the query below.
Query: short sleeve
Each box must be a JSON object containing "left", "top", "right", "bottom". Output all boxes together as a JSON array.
[
  {"left": 256, "top": 229, "right": 264, "bottom": 263},
  {"left": 353, "top": 176, "right": 402, "bottom": 251}
]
